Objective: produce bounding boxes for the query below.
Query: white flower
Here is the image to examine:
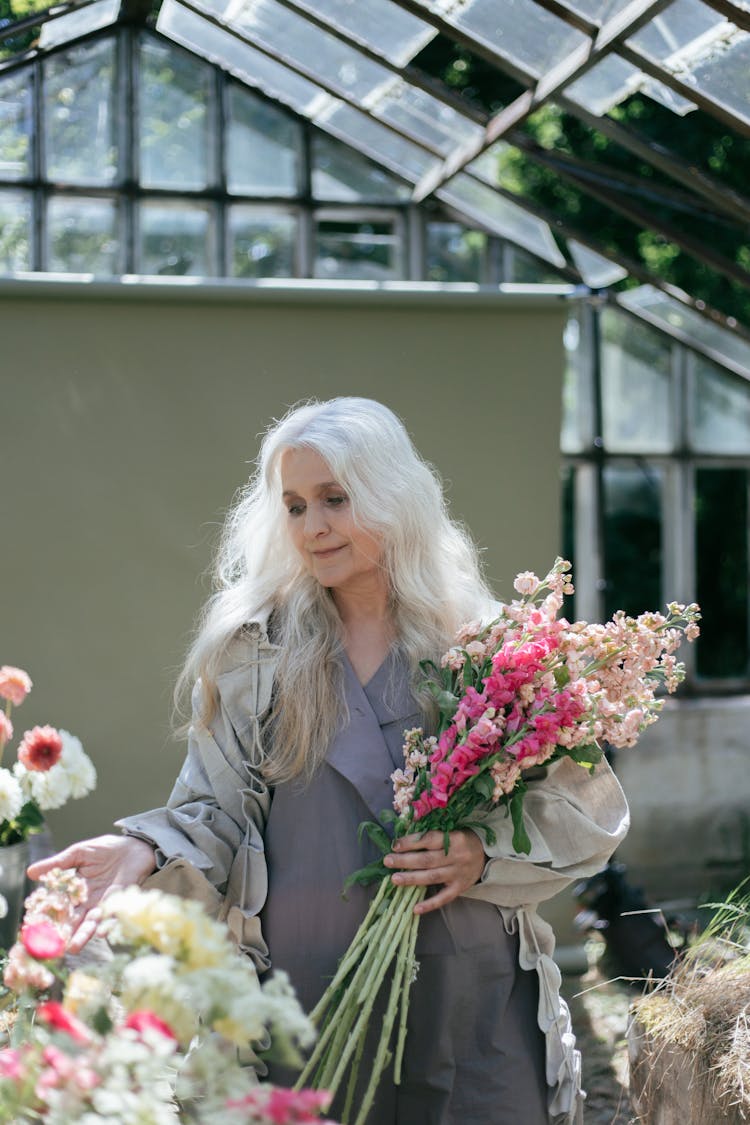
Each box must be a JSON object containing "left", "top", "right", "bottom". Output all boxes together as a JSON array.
[
  {"left": 25, "top": 761, "right": 72, "bottom": 810},
  {"left": 0, "top": 894, "right": 7, "bottom": 919},
  {"left": 0, "top": 766, "right": 23, "bottom": 821},
  {"left": 59, "top": 729, "right": 97, "bottom": 798}
]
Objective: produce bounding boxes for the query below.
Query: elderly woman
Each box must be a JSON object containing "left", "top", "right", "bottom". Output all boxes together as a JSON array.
[{"left": 30, "top": 397, "right": 628, "bottom": 1125}]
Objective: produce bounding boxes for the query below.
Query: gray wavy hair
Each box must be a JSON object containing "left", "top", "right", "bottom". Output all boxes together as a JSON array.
[{"left": 176, "top": 396, "right": 495, "bottom": 782}]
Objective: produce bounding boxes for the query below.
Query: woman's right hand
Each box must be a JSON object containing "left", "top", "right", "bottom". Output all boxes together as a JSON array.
[{"left": 26, "top": 834, "right": 157, "bottom": 953}]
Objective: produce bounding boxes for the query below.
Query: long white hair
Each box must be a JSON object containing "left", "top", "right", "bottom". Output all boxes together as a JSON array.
[{"left": 177, "top": 397, "right": 495, "bottom": 782}]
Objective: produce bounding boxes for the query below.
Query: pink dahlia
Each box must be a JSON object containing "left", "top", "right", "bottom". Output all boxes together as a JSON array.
[
  {"left": 18, "top": 725, "right": 63, "bottom": 772},
  {"left": 21, "top": 920, "right": 66, "bottom": 961},
  {"left": 0, "top": 666, "right": 32, "bottom": 707},
  {"left": 0, "top": 712, "right": 12, "bottom": 747}
]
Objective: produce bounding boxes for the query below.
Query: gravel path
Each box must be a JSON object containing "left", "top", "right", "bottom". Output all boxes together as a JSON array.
[{"left": 561, "top": 963, "right": 636, "bottom": 1124}]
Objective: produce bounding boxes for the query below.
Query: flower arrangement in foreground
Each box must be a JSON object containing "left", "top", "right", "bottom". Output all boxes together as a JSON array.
[
  {"left": 0, "top": 870, "right": 337, "bottom": 1124},
  {"left": 296, "top": 559, "right": 701, "bottom": 1124},
  {"left": 0, "top": 665, "right": 96, "bottom": 846}
]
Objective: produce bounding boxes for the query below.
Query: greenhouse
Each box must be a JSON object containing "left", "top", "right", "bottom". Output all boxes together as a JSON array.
[{"left": 0, "top": 0, "right": 749, "bottom": 1119}]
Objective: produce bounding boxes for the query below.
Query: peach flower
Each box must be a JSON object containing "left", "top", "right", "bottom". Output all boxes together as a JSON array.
[{"left": 0, "top": 666, "right": 32, "bottom": 707}]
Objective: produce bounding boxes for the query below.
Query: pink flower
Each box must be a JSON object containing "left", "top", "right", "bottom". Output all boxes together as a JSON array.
[
  {"left": 125, "top": 1009, "right": 177, "bottom": 1040},
  {"left": 21, "top": 920, "right": 66, "bottom": 961},
  {"left": 0, "top": 712, "right": 12, "bottom": 747},
  {"left": 3, "top": 943, "right": 55, "bottom": 992},
  {"left": 17, "top": 725, "right": 63, "bottom": 772},
  {"left": 37, "top": 1000, "right": 92, "bottom": 1044},
  {"left": 0, "top": 666, "right": 32, "bottom": 707},
  {"left": 513, "top": 571, "right": 540, "bottom": 596},
  {"left": 0, "top": 1047, "right": 25, "bottom": 1081},
  {"left": 228, "top": 1086, "right": 333, "bottom": 1123}
]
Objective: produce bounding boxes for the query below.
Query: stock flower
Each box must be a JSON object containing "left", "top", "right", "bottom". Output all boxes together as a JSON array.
[
  {"left": 59, "top": 729, "right": 97, "bottom": 797},
  {"left": 125, "top": 1009, "right": 178, "bottom": 1041},
  {"left": 37, "top": 1000, "right": 92, "bottom": 1044},
  {"left": 21, "top": 919, "right": 66, "bottom": 961},
  {"left": 3, "top": 943, "right": 55, "bottom": 992},
  {"left": 18, "top": 725, "right": 63, "bottom": 772},
  {"left": 0, "top": 1047, "right": 25, "bottom": 1081},
  {"left": 0, "top": 666, "right": 31, "bottom": 706},
  {"left": 0, "top": 767, "right": 23, "bottom": 822}
]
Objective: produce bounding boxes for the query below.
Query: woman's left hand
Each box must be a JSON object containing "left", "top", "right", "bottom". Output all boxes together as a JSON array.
[{"left": 383, "top": 830, "right": 486, "bottom": 915}]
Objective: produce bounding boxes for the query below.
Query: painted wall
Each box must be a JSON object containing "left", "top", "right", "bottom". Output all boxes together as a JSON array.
[{"left": 1, "top": 280, "right": 567, "bottom": 847}]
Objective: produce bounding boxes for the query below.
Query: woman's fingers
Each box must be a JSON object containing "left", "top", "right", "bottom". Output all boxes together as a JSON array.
[
  {"left": 385, "top": 829, "right": 486, "bottom": 913},
  {"left": 27, "top": 844, "right": 86, "bottom": 880}
]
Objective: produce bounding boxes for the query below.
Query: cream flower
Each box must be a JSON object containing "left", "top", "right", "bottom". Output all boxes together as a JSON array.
[{"left": 58, "top": 730, "right": 97, "bottom": 798}]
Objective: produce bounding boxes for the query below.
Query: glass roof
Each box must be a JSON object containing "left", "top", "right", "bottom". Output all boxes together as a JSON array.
[
  {"left": 618, "top": 285, "right": 750, "bottom": 377},
  {"left": 0, "top": 0, "right": 747, "bottom": 358}
]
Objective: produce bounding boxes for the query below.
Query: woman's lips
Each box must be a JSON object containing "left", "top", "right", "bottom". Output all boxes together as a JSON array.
[{"left": 311, "top": 545, "right": 345, "bottom": 559}]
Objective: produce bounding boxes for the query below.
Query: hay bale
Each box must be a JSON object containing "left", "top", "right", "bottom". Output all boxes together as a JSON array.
[{"left": 629, "top": 959, "right": 750, "bottom": 1123}]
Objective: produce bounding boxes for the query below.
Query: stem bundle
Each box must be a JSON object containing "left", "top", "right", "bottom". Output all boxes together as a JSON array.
[{"left": 295, "top": 878, "right": 425, "bottom": 1125}]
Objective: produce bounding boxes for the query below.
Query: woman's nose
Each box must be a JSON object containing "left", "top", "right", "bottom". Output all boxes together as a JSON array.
[{"left": 304, "top": 503, "right": 329, "bottom": 536}]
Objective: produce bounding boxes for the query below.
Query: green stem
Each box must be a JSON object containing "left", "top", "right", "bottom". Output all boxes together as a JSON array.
[
  {"left": 341, "top": 1011, "right": 367, "bottom": 1124},
  {"left": 319, "top": 886, "right": 418, "bottom": 1105},
  {"left": 353, "top": 900, "right": 415, "bottom": 1125},
  {"left": 393, "top": 889, "right": 423, "bottom": 1084}
]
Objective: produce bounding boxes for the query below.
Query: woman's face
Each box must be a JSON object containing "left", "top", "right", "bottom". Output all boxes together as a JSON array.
[{"left": 280, "top": 446, "right": 384, "bottom": 594}]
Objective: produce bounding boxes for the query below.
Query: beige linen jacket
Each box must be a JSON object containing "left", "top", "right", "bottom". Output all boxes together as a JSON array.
[{"left": 117, "top": 616, "right": 629, "bottom": 1125}]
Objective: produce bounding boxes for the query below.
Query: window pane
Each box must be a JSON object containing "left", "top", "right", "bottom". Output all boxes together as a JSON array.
[
  {"left": 289, "top": 0, "right": 435, "bottom": 67},
  {"left": 370, "top": 81, "right": 482, "bottom": 156},
  {"left": 690, "top": 355, "right": 750, "bottom": 454},
  {"left": 0, "top": 69, "right": 32, "bottom": 181},
  {"left": 601, "top": 308, "right": 674, "bottom": 453},
  {"left": 47, "top": 196, "right": 119, "bottom": 274},
  {"left": 561, "top": 311, "right": 593, "bottom": 454},
  {"left": 695, "top": 468, "right": 749, "bottom": 677},
  {"left": 229, "top": 207, "right": 297, "bottom": 277},
  {"left": 314, "top": 217, "right": 402, "bottom": 280},
  {"left": 0, "top": 190, "right": 32, "bottom": 271},
  {"left": 39, "top": 0, "right": 120, "bottom": 50},
  {"left": 139, "top": 201, "right": 214, "bottom": 275},
  {"left": 227, "top": 83, "right": 301, "bottom": 196},
  {"left": 602, "top": 463, "right": 663, "bottom": 619},
  {"left": 317, "top": 103, "right": 436, "bottom": 182},
  {"left": 425, "top": 222, "right": 486, "bottom": 282},
  {"left": 312, "top": 132, "right": 410, "bottom": 202},
  {"left": 139, "top": 36, "right": 213, "bottom": 190},
  {"left": 44, "top": 38, "right": 118, "bottom": 185}
]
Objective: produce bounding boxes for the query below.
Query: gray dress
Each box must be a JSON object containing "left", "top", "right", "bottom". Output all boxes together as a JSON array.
[{"left": 261, "top": 651, "right": 548, "bottom": 1125}]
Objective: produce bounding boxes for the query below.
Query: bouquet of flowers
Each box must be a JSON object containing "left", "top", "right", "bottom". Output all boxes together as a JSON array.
[
  {"left": 296, "top": 559, "right": 700, "bottom": 1124},
  {"left": 0, "top": 665, "right": 96, "bottom": 845},
  {"left": 0, "top": 870, "right": 337, "bottom": 1124}
]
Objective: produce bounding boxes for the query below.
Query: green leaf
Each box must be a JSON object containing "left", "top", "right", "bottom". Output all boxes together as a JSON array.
[
  {"left": 92, "top": 1006, "right": 113, "bottom": 1035},
  {"left": 509, "top": 792, "right": 532, "bottom": 855},
  {"left": 356, "top": 819, "right": 391, "bottom": 857},
  {"left": 472, "top": 772, "right": 495, "bottom": 801},
  {"left": 435, "top": 690, "right": 459, "bottom": 713},
  {"left": 565, "top": 744, "right": 604, "bottom": 769},
  {"left": 460, "top": 820, "right": 496, "bottom": 847},
  {"left": 342, "top": 860, "right": 387, "bottom": 895}
]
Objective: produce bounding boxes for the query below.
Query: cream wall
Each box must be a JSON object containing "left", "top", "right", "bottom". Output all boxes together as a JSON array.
[{"left": 0, "top": 279, "right": 567, "bottom": 846}]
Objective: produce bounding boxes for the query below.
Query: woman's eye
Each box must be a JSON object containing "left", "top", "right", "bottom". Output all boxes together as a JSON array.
[
  {"left": 287, "top": 504, "right": 305, "bottom": 517},
  {"left": 326, "top": 495, "right": 347, "bottom": 507}
]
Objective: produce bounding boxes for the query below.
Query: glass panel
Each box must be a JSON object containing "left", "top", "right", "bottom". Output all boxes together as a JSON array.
[
  {"left": 44, "top": 38, "right": 118, "bottom": 185},
  {"left": 425, "top": 222, "right": 486, "bottom": 282},
  {"left": 316, "top": 103, "right": 435, "bottom": 181},
  {"left": 509, "top": 247, "right": 567, "bottom": 283},
  {"left": 561, "top": 310, "right": 594, "bottom": 454},
  {"left": 0, "top": 190, "right": 32, "bottom": 272},
  {"left": 311, "top": 132, "right": 410, "bottom": 201},
  {"left": 46, "top": 196, "right": 119, "bottom": 274},
  {"left": 690, "top": 355, "right": 750, "bottom": 454},
  {"left": 370, "top": 80, "right": 482, "bottom": 156},
  {"left": 695, "top": 468, "right": 749, "bottom": 677},
  {"left": 554, "top": 0, "right": 635, "bottom": 20},
  {"left": 568, "top": 240, "right": 628, "bottom": 289},
  {"left": 139, "top": 36, "right": 213, "bottom": 191},
  {"left": 565, "top": 54, "right": 640, "bottom": 115},
  {"left": 139, "top": 201, "right": 214, "bottom": 276},
  {"left": 228, "top": 207, "right": 297, "bottom": 277},
  {"left": 628, "top": 0, "right": 725, "bottom": 61},
  {"left": 284, "top": 0, "right": 436, "bottom": 67},
  {"left": 193, "top": 0, "right": 391, "bottom": 101},
  {"left": 684, "top": 33, "right": 750, "bottom": 127},
  {"left": 157, "top": 0, "right": 327, "bottom": 116},
  {"left": 417, "top": 0, "right": 587, "bottom": 79},
  {"left": 0, "top": 70, "right": 32, "bottom": 181},
  {"left": 601, "top": 307, "right": 674, "bottom": 453},
  {"left": 314, "top": 216, "right": 402, "bottom": 280},
  {"left": 38, "top": 0, "right": 120, "bottom": 50},
  {"left": 617, "top": 285, "right": 750, "bottom": 376},
  {"left": 602, "top": 463, "right": 663, "bottom": 620},
  {"left": 437, "top": 174, "right": 566, "bottom": 267},
  {"left": 227, "top": 82, "right": 301, "bottom": 196}
]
